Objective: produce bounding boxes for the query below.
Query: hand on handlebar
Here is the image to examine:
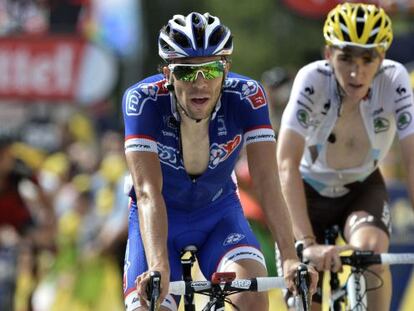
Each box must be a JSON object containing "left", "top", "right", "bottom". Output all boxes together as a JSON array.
[
  {"left": 283, "top": 259, "right": 318, "bottom": 297},
  {"left": 303, "top": 244, "right": 354, "bottom": 273},
  {"left": 135, "top": 266, "right": 170, "bottom": 308}
]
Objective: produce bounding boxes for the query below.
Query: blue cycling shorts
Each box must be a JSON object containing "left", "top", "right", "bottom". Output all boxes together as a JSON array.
[{"left": 123, "top": 194, "right": 266, "bottom": 310}]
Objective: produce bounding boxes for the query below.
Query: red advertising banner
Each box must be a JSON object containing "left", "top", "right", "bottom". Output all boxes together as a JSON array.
[
  {"left": 282, "top": 0, "right": 341, "bottom": 18},
  {"left": 282, "top": 0, "right": 414, "bottom": 18},
  {"left": 0, "top": 36, "right": 117, "bottom": 104}
]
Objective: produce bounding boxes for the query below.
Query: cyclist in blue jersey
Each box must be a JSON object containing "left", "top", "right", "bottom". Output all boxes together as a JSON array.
[
  {"left": 277, "top": 3, "right": 414, "bottom": 310},
  {"left": 122, "top": 12, "right": 317, "bottom": 311}
]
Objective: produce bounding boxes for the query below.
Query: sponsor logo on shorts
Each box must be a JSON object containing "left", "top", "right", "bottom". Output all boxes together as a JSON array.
[
  {"left": 382, "top": 201, "right": 392, "bottom": 232},
  {"left": 223, "top": 233, "right": 246, "bottom": 246},
  {"left": 348, "top": 214, "right": 375, "bottom": 232}
]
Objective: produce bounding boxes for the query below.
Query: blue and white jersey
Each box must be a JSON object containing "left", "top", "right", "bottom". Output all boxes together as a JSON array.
[
  {"left": 123, "top": 72, "right": 275, "bottom": 210},
  {"left": 281, "top": 59, "right": 414, "bottom": 197}
]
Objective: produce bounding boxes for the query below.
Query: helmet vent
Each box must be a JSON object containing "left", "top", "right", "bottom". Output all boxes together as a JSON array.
[
  {"left": 159, "top": 38, "right": 174, "bottom": 52},
  {"left": 192, "top": 14, "right": 201, "bottom": 26},
  {"left": 356, "top": 7, "right": 365, "bottom": 37},
  {"left": 367, "top": 19, "right": 382, "bottom": 44},
  {"left": 174, "top": 18, "right": 186, "bottom": 27},
  {"left": 356, "top": 21, "right": 364, "bottom": 38},
  {"left": 338, "top": 14, "right": 351, "bottom": 41},
  {"left": 342, "top": 29, "right": 351, "bottom": 42},
  {"left": 338, "top": 14, "right": 346, "bottom": 28},
  {"left": 207, "top": 15, "right": 215, "bottom": 24},
  {"left": 209, "top": 27, "right": 224, "bottom": 46},
  {"left": 373, "top": 18, "right": 382, "bottom": 32},
  {"left": 173, "top": 31, "right": 191, "bottom": 48},
  {"left": 223, "top": 35, "right": 233, "bottom": 49}
]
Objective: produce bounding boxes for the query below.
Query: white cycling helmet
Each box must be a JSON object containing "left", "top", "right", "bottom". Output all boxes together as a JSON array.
[{"left": 158, "top": 12, "right": 233, "bottom": 61}]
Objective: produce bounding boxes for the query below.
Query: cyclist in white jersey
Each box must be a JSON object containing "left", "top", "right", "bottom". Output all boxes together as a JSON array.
[{"left": 277, "top": 3, "right": 414, "bottom": 310}]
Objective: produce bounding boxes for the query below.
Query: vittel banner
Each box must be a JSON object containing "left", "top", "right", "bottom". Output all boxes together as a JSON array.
[{"left": 0, "top": 36, "right": 117, "bottom": 104}]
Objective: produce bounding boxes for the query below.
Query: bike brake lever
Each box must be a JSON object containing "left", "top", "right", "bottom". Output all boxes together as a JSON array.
[
  {"left": 147, "top": 271, "right": 161, "bottom": 310},
  {"left": 296, "top": 264, "right": 311, "bottom": 311}
]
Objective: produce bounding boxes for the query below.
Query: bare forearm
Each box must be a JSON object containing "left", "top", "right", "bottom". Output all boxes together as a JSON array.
[
  {"left": 137, "top": 194, "right": 169, "bottom": 269},
  {"left": 126, "top": 152, "right": 169, "bottom": 270},
  {"left": 279, "top": 164, "right": 314, "bottom": 240},
  {"left": 255, "top": 173, "right": 298, "bottom": 261}
]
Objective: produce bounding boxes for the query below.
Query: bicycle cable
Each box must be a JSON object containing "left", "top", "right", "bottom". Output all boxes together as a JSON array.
[
  {"left": 363, "top": 267, "right": 384, "bottom": 292},
  {"left": 201, "top": 296, "right": 240, "bottom": 311}
]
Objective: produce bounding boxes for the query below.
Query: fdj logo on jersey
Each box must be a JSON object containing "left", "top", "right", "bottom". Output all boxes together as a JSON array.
[
  {"left": 126, "top": 80, "right": 169, "bottom": 116},
  {"left": 209, "top": 135, "right": 242, "bottom": 169}
]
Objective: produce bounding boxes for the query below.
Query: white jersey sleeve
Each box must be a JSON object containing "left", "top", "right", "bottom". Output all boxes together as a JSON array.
[{"left": 388, "top": 62, "right": 414, "bottom": 140}]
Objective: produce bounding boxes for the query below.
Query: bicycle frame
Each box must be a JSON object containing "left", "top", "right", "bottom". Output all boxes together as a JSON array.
[
  {"left": 328, "top": 267, "right": 368, "bottom": 311},
  {"left": 181, "top": 245, "right": 197, "bottom": 311},
  {"left": 325, "top": 226, "right": 370, "bottom": 311},
  {"left": 346, "top": 269, "right": 367, "bottom": 310}
]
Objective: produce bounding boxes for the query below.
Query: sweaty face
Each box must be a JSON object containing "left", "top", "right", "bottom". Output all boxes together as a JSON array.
[
  {"left": 326, "top": 46, "right": 384, "bottom": 101},
  {"left": 165, "top": 56, "right": 227, "bottom": 121}
]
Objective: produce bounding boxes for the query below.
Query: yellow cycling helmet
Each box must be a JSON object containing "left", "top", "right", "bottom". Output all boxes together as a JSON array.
[{"left": 323, "top": 3, "right": 393, "bottom": 52}]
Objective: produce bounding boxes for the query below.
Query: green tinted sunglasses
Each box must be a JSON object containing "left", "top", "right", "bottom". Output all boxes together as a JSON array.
[{"left": 168, "top": 60, "right": 225, "bottom": 82}]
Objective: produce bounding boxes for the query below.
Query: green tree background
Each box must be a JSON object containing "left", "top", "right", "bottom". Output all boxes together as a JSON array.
[{"left": 138, "top": 0, "right": 412, "bottom": 81}]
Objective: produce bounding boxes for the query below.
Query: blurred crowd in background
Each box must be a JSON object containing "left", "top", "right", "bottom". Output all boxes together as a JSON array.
[{"left": 0, "top": 0, "right": 414, "bottom": 310}]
